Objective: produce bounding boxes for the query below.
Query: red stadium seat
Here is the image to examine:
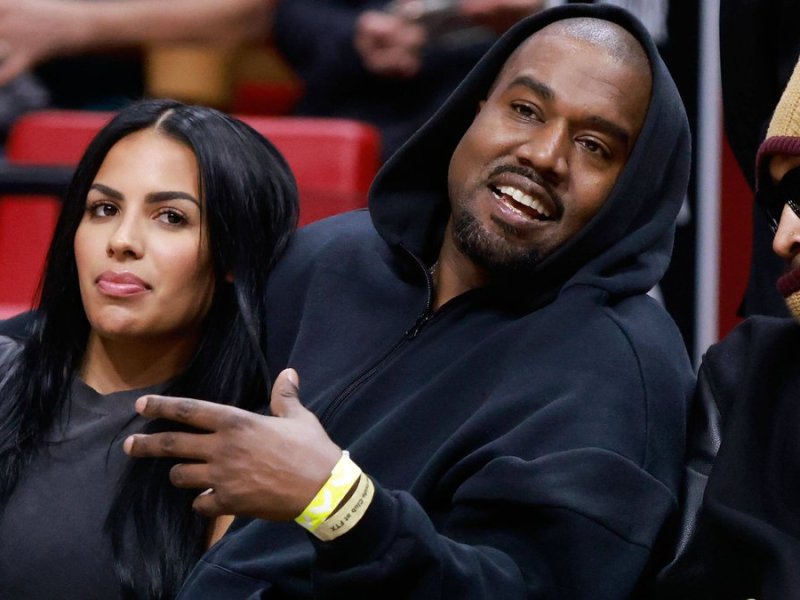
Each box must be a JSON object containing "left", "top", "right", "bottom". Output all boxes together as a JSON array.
[{"left": 0, "top": 110, "right": 381, "bottom": 317}]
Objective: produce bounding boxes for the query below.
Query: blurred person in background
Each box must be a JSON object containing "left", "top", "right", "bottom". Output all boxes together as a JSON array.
[
  {"left": 0, "top": 0, "right": 271, "bottom": 140},
  {"left": 272, "top": 0, "right": 542, "bottom": 161}
]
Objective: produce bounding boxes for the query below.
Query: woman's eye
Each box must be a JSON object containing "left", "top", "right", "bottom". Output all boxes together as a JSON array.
[
  {"left": 158, "top": 210, "right": 186, "bottom": 226},
  {"left": 88, "top": 202, "right": 118, "bottom": 217}
]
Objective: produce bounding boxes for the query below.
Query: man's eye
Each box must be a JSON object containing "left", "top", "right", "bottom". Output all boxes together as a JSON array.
[
  {"left": 511, "top": 103, "right": 536, "bottom": 118},
  {"left": 583, "top": 140, "right": 600, "bottom": 152},
  {"left": 158, "top": 210, "right": 186, "bottom": 225},
  {"left": 579, "top": 138, "right": 608, "bottom": 157}
]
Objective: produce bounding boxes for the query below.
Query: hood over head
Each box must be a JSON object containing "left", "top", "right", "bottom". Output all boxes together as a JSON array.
[{"left": 369, "top": 3, "right": 690, "bottom": 302}]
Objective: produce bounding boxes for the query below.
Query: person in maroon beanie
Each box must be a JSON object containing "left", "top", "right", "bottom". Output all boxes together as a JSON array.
[{"left": 656, "top": 56, "right": 800, "bottom": 600}]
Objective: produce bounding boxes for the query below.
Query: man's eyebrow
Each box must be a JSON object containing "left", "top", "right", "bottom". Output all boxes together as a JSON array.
[
  {"left": 505, "top": 75, "right": 553, "bottom": 100},
  {"left": 89, "top": 183, "right": 200, "bottom": 207},
  {"left": 583, "top": 115, "right": 630, "bottom": 147}
]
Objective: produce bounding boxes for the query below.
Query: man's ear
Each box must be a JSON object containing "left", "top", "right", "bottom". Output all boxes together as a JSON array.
[
  {"left": 224, "top": 272, "right": 234, "bottom": 283},
  {"left": 477, "top": 100, "right": 485, "bottom": 114}
]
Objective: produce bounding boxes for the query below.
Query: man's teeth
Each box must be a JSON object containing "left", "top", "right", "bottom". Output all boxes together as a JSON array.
[{"left": 496, "top": 185, "right": 551, "bottom": 218}]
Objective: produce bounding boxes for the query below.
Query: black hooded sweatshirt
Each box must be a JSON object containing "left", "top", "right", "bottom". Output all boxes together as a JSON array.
[{"left": 177, "top": 5, "right": 694, "bottom": 599}]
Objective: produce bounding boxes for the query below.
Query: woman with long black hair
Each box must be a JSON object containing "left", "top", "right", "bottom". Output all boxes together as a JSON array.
[{"left": 0, "top": 98, "right": 298, "bottom": 599}]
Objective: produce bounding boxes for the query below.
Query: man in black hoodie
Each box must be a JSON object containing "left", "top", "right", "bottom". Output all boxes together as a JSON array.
[{"left": 122, "top": 5, "right": 694, "bottom": 598}]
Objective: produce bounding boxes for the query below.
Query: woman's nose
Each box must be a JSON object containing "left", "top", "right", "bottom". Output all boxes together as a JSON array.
[{"left": 106, "top": 217, "right": 144, "bottom": 259}]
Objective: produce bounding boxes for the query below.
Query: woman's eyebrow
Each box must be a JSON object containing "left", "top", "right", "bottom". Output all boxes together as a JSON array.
[
  {"left": 145, "top": 191, "right": 201, "bottom": 207},
  {"left": 89, "top": 182, "right": 123, "bottom": 200},
  {"left": 88, "top": 183, "right": 200, "bottom": 207}
]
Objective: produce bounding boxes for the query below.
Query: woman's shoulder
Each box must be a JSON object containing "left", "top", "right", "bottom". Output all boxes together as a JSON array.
[
  {"left": 0, "top": 335, "right": 23, "bottom": 388},
  {"left": 0, "top": 311, "right": 36, "bottom": 340},
  {"left": 0, "top": 334, "right": 22, "bottom": 364}
]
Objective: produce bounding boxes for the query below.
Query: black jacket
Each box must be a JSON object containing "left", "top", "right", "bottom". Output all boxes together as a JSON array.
[
  {"left": 178, "top": 4, "right": 694, "bottom": 599},
  {"left": 657, "top": 316, "right": 800, "bottom": 599}
]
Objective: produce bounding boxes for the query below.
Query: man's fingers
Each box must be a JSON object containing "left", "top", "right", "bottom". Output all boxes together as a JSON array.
[
  {"left": 123, "top": 430, "right": 212, "bottom": 461},
  {"left": 192, "top": 488, "right": 226, "bottom": 518},
  {"left": 169, "top": 462, "right": 212, "bottom": 489},
  {"left": 135, "top": 394, "right": 244, "bottom": 431},
  {"left": 270, "top": 368, "right": 305, "bottom": 418}
]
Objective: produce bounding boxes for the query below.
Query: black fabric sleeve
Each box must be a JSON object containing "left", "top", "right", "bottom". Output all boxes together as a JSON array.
[
  {"left": 653, "top": 359, "right": 722, "bottom": 598},
  {"left": 311, "top": 451, "right": 678, "bottom": 599}
]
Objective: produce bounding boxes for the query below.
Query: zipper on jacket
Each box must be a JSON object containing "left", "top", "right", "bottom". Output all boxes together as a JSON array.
[
  {"left": 319, "top": 245, "right": 435, "bottom": 426},
  {"left": 404, "top": 246, "right": 435, "bottom": 340},
  {"left": 318, "top": 334, "right": 412, "bottom": 426},
  {"left": 405, "top": 311, "right": 432, "bottom": 339}
]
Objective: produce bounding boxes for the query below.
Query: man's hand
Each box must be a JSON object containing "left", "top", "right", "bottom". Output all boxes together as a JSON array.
[
  {"left": 123, "top": 368, "right": 343, "bottom": 520},
  {"left": 354, "top": 10, "right": 427, "bottom": 78}
]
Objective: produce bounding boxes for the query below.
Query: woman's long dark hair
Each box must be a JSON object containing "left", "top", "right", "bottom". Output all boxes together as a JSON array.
[{"left": 0, "top": 99, "right": 298, "bottom": 598}]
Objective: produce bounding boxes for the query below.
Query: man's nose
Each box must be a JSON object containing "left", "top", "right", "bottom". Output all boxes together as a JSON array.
[
  {"left": 772, "top": 203, "right": 800, "bottom": 260},
  {"left": 106, "top": 216, "right": 144, "bottom": 259},
  {"left": 514, "top": 120, "right": 569, "bottom": 181}
]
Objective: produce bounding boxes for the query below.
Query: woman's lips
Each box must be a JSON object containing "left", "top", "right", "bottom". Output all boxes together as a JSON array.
[{"left": 96, "top": 271, "right": 151, "bottom": 297}]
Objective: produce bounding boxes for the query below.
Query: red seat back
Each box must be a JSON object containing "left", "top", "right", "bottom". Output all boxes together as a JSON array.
[
  {"left": 0, "top": 110, "right": 381, "bottom": 315},
  {"left": 240, "top": 115, "right": 380, "bottom": 225}
]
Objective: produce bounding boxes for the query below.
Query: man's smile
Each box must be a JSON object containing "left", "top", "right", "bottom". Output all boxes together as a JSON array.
[
  {"left": 485, "top": 165, "right": 561, "bottom": 224},
  {"left": 490, "top": 184, "right": 552, "bottom": 220}
]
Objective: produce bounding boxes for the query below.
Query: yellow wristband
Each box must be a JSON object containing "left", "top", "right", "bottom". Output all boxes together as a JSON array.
[
  {"left": 295, "top": 450, "right": 362, "bottom": 533},
  {"left": 312, "top": 474, "right": 375, "bottom": 541}
]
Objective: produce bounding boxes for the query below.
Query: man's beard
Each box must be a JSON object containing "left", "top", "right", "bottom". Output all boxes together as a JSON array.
[{"left": 452, "top": 208, "right": 543, "bottom": 278}]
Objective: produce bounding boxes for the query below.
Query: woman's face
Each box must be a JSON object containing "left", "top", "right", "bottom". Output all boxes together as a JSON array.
[{"left": 74, "top": 128, "right": 215, "bottom": 344}]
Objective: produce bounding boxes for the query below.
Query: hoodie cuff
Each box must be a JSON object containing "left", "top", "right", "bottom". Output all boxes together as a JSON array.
[{"left": 310, "top": 479, "right": 398, "bottom": 570}]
